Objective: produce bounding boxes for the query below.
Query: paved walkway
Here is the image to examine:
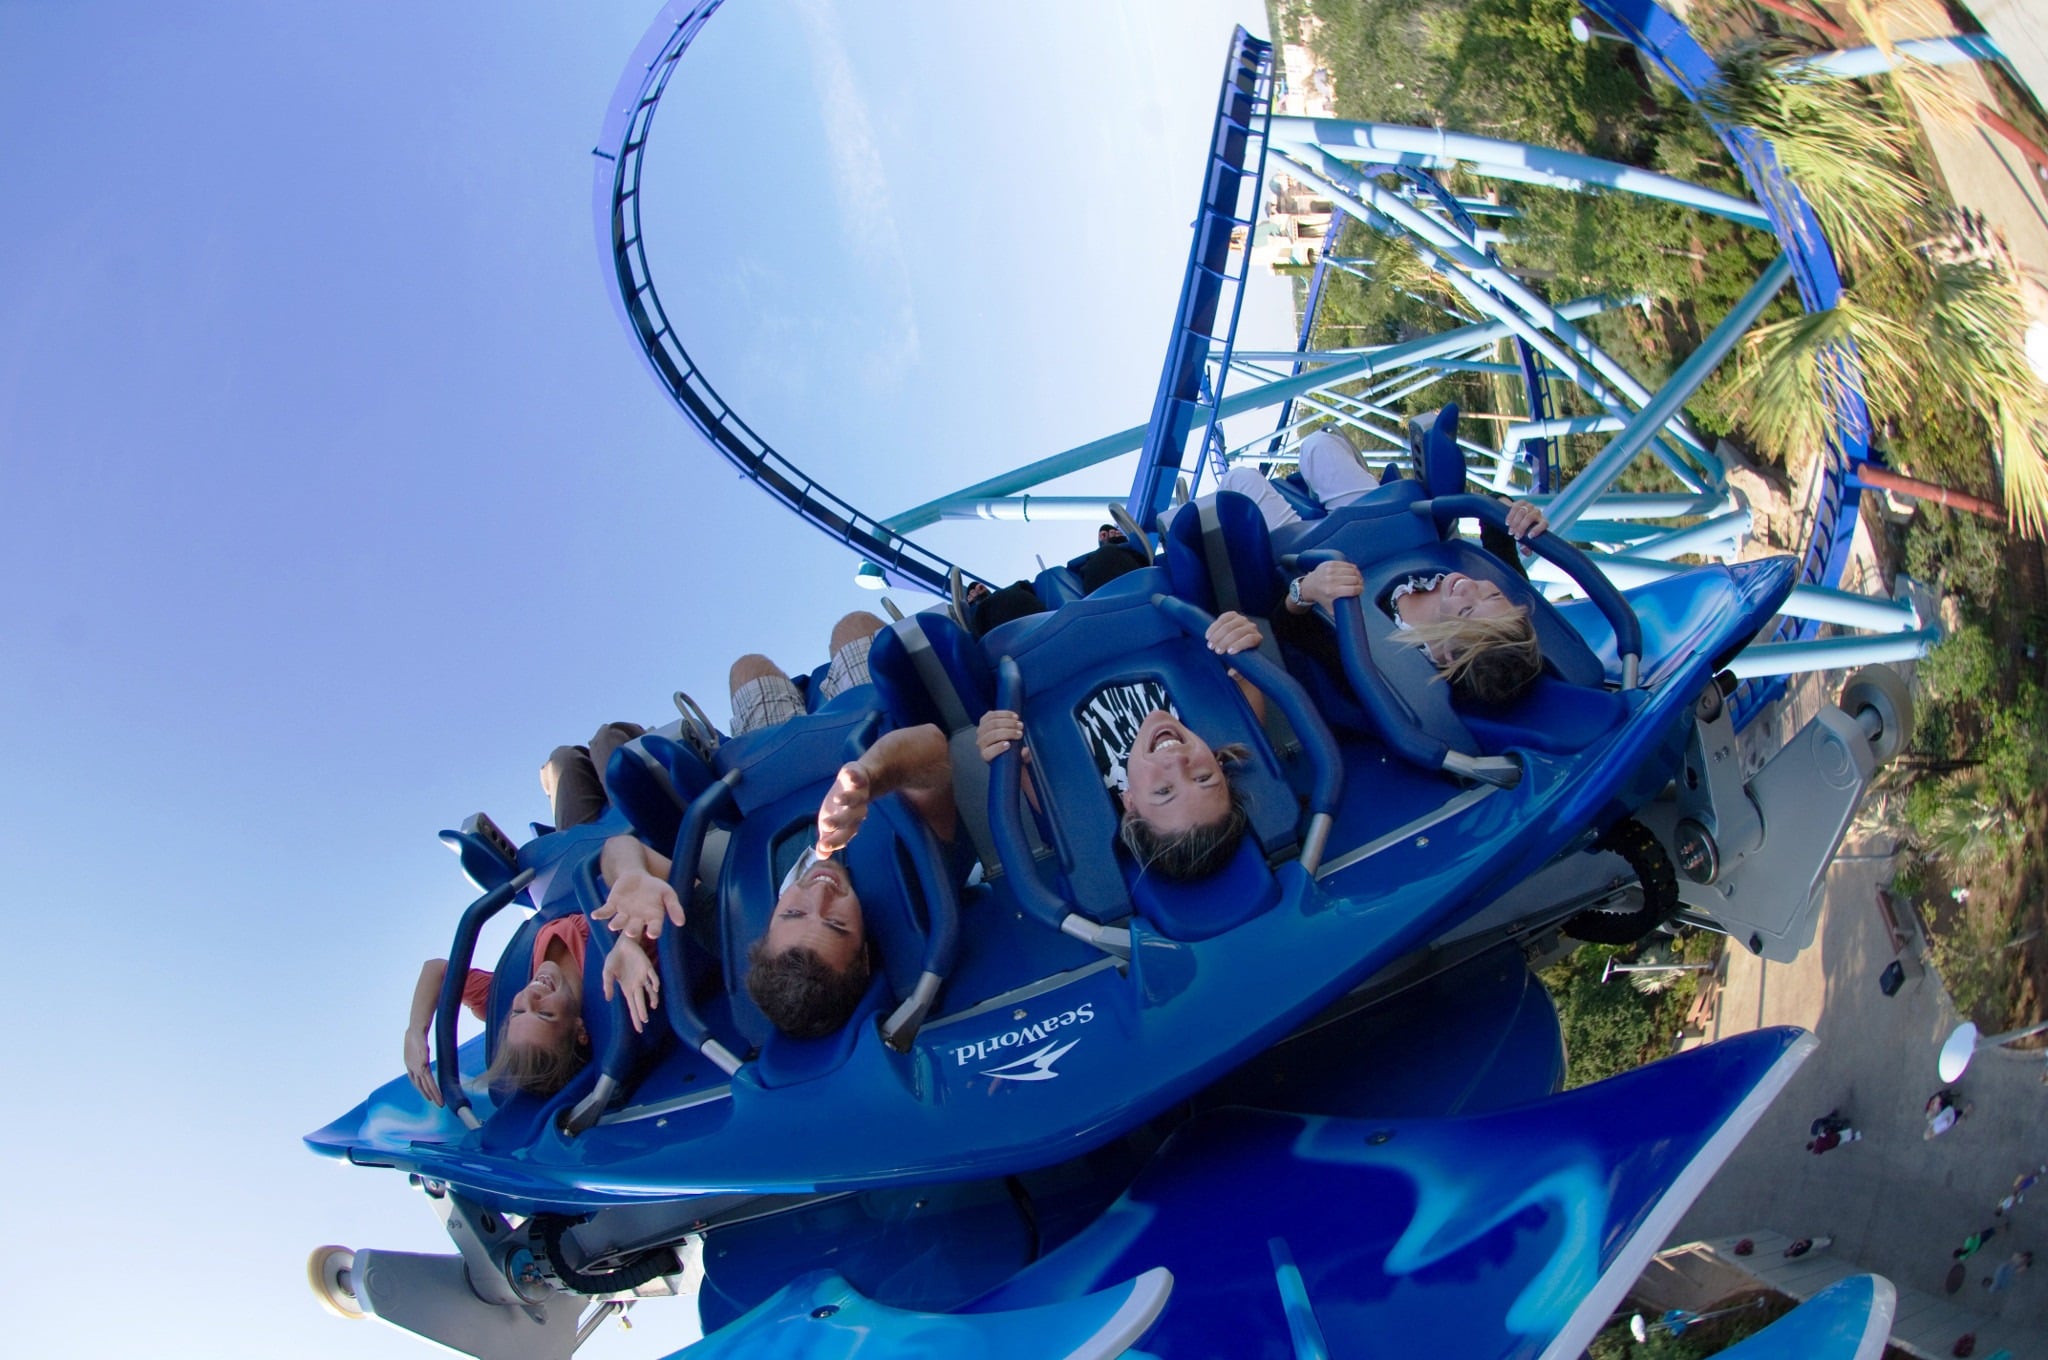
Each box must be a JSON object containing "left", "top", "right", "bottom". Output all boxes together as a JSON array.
[{"left": 1666, "top": 650, "right": 2048, "bottom": 1355}]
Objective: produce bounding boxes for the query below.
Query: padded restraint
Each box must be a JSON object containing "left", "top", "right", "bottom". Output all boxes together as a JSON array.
[
  {"left": 1409, "top": 405, "right": 1468, "bottom": 499},
  {"left": 1164, "top": 492, "right": 1299, "bottom": 756},
  {"left": 1126, "top": 835, "right": 1280, "bottom": 942},
  {"left": 870, "top": 611, "right": 1005, "bottom": 875},
  {"left": 994, "top": 590, "right": 1299, "bottom": 923}
]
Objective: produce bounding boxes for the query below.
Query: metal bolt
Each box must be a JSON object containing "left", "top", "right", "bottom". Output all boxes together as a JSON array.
[
  {"left": 1366, "top": 1129, "right": 1394, "bottom": 1145},
  {"left": 1013, "top": 1008, "right": 1027, "bottom": 1020},
  {"left": 811, "top": 1305, "right": 840, "bottom": 1320},
  {"left": 1414, "top": 835, "right": 1429, "bottom": 848}
]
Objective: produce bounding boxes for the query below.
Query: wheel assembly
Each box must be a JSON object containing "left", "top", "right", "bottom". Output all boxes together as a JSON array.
[
  {"left": 1839, "top": 665, "right": 1913, "bottom": 766},
  {"left": 306, "top": 1244, "right": 365, "bottom": 1320}
]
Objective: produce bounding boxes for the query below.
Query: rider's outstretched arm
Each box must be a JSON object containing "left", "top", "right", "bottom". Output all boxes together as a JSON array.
[
  {"left": 593, "top": 835, "right": 684, "bottom": 941},
  {"left": 818, "top": 723, "right": 955, "bottom": 851}
]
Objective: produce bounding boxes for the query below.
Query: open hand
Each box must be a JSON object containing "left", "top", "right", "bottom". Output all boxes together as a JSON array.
[
  {"left": 602, "top": 937, "right": 661, "bottom": 1033},
  {"left": 404, "top": 1029, "right": 443, "bottom": 1107},
  {"left": 816, "top": 761, "right": 873, "bottom": 855},
  {"left": 592, "top": 869, "right": 685, "bottom": 942}
]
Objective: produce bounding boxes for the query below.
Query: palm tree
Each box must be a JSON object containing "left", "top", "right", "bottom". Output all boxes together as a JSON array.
[{"left": 1701, "top": 35, "right": 2048, "bottom": 536}]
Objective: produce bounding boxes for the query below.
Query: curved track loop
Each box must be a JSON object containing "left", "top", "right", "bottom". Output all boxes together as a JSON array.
[
  {"left": 592, "top": 0, "right": 1874, "bottom": 703},
  {"left": 591, "top": 0, "right": 960, "bottom": 596}
]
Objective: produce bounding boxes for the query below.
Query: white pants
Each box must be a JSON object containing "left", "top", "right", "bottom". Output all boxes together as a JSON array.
[{"left": 1211, "top": 429, "right": 1381, "bottom": 530}]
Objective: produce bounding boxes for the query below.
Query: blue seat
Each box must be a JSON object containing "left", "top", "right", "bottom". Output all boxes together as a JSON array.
[
  {"left": 706, "top": 698, "right": 961, "bottom": 1071},
  {"left": 604, "top": 732, "right": 716, "bottom": 856},
  {"left": 468, "top": 835, "right": 668, "bottom": 1148},
  {"left": 990, "top": 591, "right": 1300, "bottom": 923}
]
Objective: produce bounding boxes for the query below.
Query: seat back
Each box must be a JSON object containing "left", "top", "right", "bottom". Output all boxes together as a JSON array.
[
  {"left": 1163, "top": 490, "right": 1284, "bottom": 617},
  {"left": 718, "top": 790, "right": 954, "bottom": 1065},
  {"left": 604, "top": 732, "right": 716, "bottom": 855},
  {"left": 474, "top": 858, "right": 627, "bottom": 1148},
  {"left": 995, "top": 591, "right": 1298, "bottom": 922}
]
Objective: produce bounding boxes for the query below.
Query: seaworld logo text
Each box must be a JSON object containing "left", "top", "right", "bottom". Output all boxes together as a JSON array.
[{"left": 951, "top": 1004, "right": 1096, "bottom": 1081}]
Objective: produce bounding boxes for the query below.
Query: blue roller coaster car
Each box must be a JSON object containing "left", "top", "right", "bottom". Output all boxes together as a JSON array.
[{"left": 307, "top": 414, "right": 1909, "bottom": 1358}]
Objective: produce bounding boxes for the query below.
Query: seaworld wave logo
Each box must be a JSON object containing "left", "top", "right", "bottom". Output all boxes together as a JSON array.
[{"left": 950, "top": 1004, "right": 1096, "bottom": 1081}]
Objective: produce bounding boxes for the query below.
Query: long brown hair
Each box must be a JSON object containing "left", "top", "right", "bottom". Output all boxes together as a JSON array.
[{"left": 479, "top": 1025, "right": 591, "bottom": 1099}]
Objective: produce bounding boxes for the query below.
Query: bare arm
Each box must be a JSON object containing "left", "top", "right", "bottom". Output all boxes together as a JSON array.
[
  {"left": 592, "top": 834, "right": 684, "bottom": 942},
  {"left": 405, "top": 959, "right": 451, "bottom": 1106},
  {"left": 818, "top": 723, "right": 956, "bottom": 851}
]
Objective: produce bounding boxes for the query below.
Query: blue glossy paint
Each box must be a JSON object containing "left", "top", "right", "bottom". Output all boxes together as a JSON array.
[
  {"left": 971, "top": 1029, "right": 1814, "bottom": 1359},
  {"left": 1715, "top": 1276, "right": 1894, "bottom": 1360}
]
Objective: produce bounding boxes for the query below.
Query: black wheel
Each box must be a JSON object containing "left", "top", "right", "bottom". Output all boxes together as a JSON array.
[
  {"left": 1563, "top": 818, "right": 1679, "bottom": 945},
  {"left": 1840, "top": 665, "right": 1913, "bottom": 765}
]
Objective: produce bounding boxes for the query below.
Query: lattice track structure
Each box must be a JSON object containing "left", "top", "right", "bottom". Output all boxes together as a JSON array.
[{"left": 592, "top": 0, "right": 1939, "bottom": 724}]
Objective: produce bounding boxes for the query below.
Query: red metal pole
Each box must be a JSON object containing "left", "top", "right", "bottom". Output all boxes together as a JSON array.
[{"left": 1856, "top": 464, "right": 2006, "bottom": 522}]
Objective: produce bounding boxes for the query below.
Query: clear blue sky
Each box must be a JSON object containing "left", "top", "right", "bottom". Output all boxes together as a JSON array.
[{"left": 0, "top": 2, "right": 1282, "bottom": 1355}]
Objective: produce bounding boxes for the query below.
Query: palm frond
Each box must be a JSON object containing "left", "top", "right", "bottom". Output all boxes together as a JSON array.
[
  {"left": 1704, "top": 41, "right": 1927, "bottom": 273},
  {"left": 1724, "top": 303, "right": 1912, "bottom": 464},
  {"left": 1995, "top": 404, "right": 2048, "bottom": 539}
]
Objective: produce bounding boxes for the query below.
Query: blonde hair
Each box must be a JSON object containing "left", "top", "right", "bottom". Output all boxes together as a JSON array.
[
  {"left": 1401, "top": 607, "right": 1543, "bottom": 707},
  {"left": 1118, "top": 742, "right": 1253, "bottom": 881}
]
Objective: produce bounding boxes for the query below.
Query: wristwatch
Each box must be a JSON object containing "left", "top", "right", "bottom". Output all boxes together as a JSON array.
[{"left": 1287, "top": 575, "right": 1307, "bottom": 610}]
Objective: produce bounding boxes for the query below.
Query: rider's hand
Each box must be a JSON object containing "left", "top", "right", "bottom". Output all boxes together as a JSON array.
[
  {"left": 816, "top": 761, "right": 873, "bottom": 856},
  {"left": 592, "top": 869, "right": 685, "bottom": 942},
  {"left": 601, "top": 939, "right": 661, "bottom": 1033},
  {"left": 1505, "top": 501, "right": 1550, "bottom": 540},
  {"left": 1297, "top": 560, "right": 1363, "bottom": 609},
  {"left": 404, "top": 1028, "right": 443, "bottom": 1107},
  {"left": 1205, "top": 610, "right": 1263, "bottom": 656},
  {"left": 602, "top": 938, "right": 661, "bottom": 1033},
  {"left": 977, "top": 709, "right": 1025, "bottom": 763}
]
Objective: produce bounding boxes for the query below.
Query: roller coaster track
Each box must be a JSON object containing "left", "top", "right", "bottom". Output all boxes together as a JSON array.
[{"left": 593, "top": 0, "right": 1874, "bottom": 728}]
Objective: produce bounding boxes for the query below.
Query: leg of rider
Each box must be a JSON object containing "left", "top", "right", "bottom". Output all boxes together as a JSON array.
[
  {"left": 1296, "top": 427, "right": 1380, "bottom": 511},
  {"left": 821, "top": 611, "right": 884, "bottom": 701},
  {"left": 585, "top": 719, "right": 648, "bottom": 802},
  {"left": 1217, "top": 465, "right": 1302, "bottom": 531},
  {"left": 967, "top": 581, "right": 1045, "bottom": 637},
  {"left": 729, "top": 653, "right": 805, "bottom": 737},
  {"left": 544, "top": 744, "right": 606, "bottom": 830}
]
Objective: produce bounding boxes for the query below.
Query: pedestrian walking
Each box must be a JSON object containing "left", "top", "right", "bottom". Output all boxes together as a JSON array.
[
  {"left": 1784, "top": 1236, "right": 1834, "bottom": 1258},
  {"left": 1981, "top": 1250, "right": 2032, "bottom": 1293},
  {"left": 1810, "top": 1110, "right": 1852, "bottom": 1138},
  {"left": 1926, "top": 1088, "right": 1973, "bottom": 1140},
  {"left": 1955, "top": 1227, "right": 1999, "bottom": 1262},
  {"left": 1808, "top": 1127, "right": 1863, "bottom": 1154},
  {"left": 1994, "top": 1165, "right": 2044, "bottom": 1216}
]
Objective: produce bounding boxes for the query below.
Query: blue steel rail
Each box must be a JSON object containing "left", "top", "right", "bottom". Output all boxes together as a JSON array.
[
  {"left": 1128, "top": 27, "right": 1276, "bottom": 524},
  {"left": 1584, "top": 0, "right": 1872, "bottom": 726},
  {"left": 591, "top": 0, "right": 961, "bottom": 596}
]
